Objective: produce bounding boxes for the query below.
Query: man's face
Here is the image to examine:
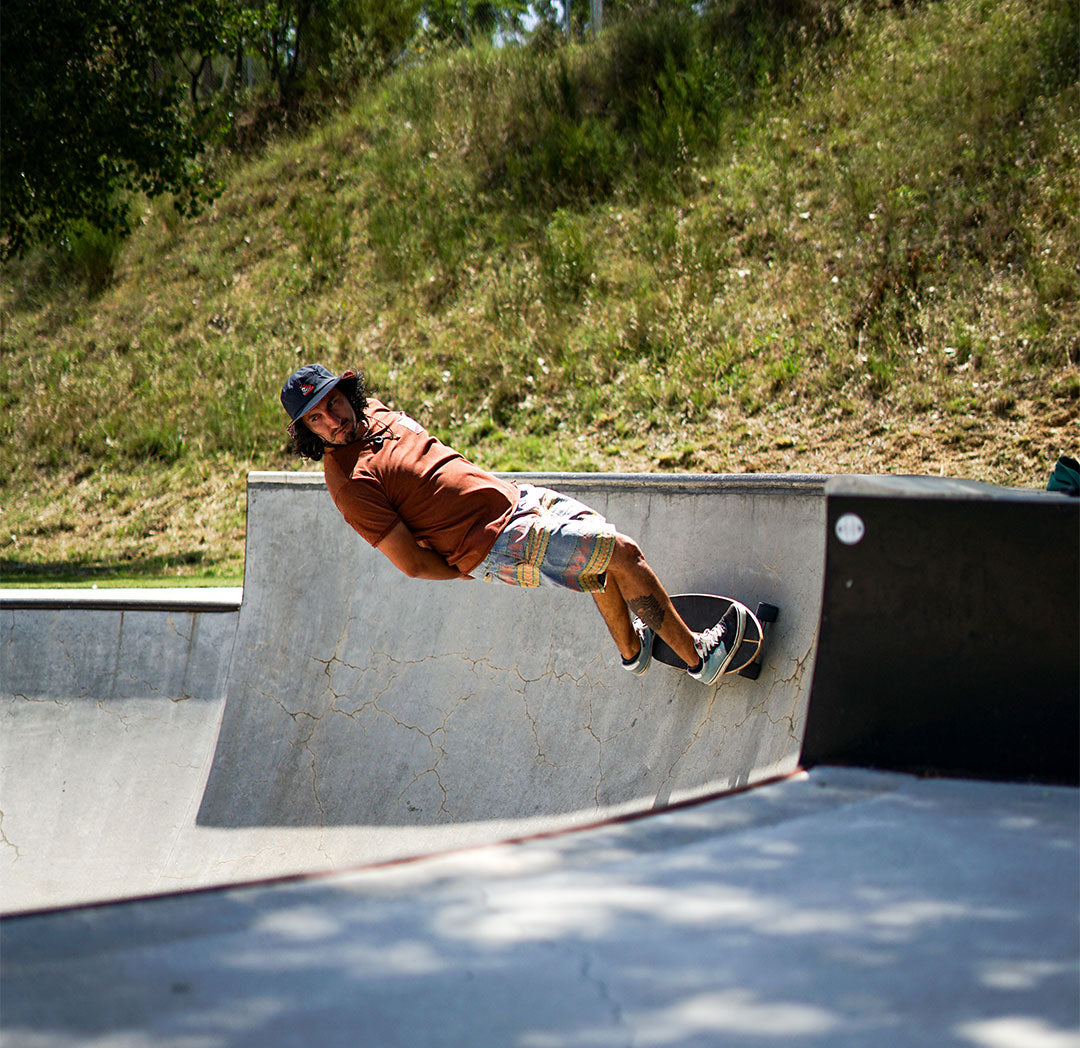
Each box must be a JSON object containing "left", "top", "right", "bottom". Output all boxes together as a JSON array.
[{"left": 303, "top": 389, "right": 357, "bottom": 445}]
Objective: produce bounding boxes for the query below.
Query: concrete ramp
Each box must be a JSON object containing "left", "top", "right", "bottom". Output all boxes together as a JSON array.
[
  {"left": 0, "top": 593, "right": 241, "bottom": 913},
  {"left": 1, "top": 473, "right": 825, "bottom": 912},
  {"left": 197, "top": 474, "right": 824, "bottom": 853}
]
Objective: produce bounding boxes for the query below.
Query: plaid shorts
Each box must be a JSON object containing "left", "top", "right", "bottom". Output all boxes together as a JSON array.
[{"left": 469, "top": 485, "right": 617, "bottom": 593}]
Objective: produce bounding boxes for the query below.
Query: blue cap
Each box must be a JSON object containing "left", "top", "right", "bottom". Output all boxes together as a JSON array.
[{"left": 281, "top": 364, "right": 343, "bottom": 431}]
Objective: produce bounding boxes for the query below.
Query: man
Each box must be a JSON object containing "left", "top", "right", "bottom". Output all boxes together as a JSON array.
[{"left": 281, "top": 363, "right": 745, "bottom": 684}]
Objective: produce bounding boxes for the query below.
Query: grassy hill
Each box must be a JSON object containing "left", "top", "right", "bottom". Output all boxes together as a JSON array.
[{"left": 2, "top": 0, "right": 1077, "bottom": 584}]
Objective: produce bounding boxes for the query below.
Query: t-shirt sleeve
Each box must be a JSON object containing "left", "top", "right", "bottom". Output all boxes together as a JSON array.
[{"left": 331, "top": 472, "right": 400, "bottom": 548}]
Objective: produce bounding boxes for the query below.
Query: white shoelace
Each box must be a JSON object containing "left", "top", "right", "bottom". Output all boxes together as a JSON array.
[{"left": 696, "top": 622, "right": 727, "bottom": 657}]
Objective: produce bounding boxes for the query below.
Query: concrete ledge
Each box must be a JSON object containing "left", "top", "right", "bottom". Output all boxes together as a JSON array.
[
  {"left": 250, "top": 469, "right": 828, "bottom": 497},
  {"left": 0, "top": 587, "right": 243, "bottom": 612},
  {"left": 826, "top": 473, "right": 1067, "bottom": 502}
]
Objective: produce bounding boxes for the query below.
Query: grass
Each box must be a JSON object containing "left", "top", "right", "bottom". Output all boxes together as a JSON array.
[
  {"left": 2, "top": 0, "right": 1077, "bottom": 583},
  {"left": 0, "top": 577, "right": 244, "bottom": 589}
]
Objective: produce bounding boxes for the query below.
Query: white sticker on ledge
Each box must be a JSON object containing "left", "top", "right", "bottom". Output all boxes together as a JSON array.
[{"left": 835, "top": 513, "right": 865, "bottom": 546}]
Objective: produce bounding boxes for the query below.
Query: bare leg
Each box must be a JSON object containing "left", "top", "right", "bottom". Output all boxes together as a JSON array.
[
  {"left": 592, "top": 533, "right": 700, "bottom": 667},
  {"left": 592, "top": 573, "right": 639, "bottom": 660}
]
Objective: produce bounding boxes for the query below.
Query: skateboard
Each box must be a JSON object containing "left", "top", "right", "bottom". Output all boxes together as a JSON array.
[{"left": 651, "top": 594, "right": 779, "bottom": 680}]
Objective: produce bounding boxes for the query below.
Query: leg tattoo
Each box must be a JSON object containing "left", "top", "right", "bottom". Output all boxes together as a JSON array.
[{"left": 628, "top": 595, "right": 666, "bottom": 634}]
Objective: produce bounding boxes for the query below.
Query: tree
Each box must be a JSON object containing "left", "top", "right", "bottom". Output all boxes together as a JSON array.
[
  {"left": 420, "top": 0, "right": 530, "bottom": 46},
  {"left": 305, "top": 0, "right": 422, "bottom": 83},
  {"left": 1, "top": 0, "right": 226, "bottom": 256},
  {"left": 249, "top": 0, "right": 421, "bottom": 101}
]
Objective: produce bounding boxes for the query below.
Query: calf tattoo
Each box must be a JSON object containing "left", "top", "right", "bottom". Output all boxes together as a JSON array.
[{"left": 628, "top": 595, "right": 665, "bottom": 633}]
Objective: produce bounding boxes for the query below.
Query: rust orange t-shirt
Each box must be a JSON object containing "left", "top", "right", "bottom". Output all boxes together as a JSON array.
[{"left": 323, "top": 399, "right": 518, "bottom": 575}]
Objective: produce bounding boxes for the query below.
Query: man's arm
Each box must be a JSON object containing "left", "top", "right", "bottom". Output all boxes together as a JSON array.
[{"left": 375, "top": 520, "right": 472, "bottom": 580}]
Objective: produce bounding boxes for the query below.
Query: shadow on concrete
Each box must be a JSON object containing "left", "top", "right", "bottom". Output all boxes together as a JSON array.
[{"left": 3, "top": 771, "right": 1077, "bottom": 1048}]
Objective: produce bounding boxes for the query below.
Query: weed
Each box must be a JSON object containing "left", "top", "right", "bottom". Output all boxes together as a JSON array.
[
  {"left": 865, "top": 350, "right": 896, "bottom": 399},
  {"left": 991, "top": 394, "right": 1017, "bottom": 418},
  {"left": 540, "top": 209, "right": 596, "bottom": 301},
  {"left": 291, "top": 198, "right": 351, "bottom": 287},
  {"left": 767, "top": 348, "right": 802, "bottom": 392}
]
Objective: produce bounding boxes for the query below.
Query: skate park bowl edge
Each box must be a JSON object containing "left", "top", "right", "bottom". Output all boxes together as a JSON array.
[
  {"left": 2, "top": 472, "right": 824, "bottom": 912},
  {"left": 2, "top": 470, "right": 1076, "bottom": 913}
]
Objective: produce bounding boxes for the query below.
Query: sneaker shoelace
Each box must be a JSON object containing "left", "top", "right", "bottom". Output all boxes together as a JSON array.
[{"left": 697, "top": 621, "right": 728, "bottom": 657}]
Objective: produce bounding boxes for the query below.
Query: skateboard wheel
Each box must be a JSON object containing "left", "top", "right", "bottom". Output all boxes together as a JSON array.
[
  {"left": 738, "top": 662, "right": 762, "bottom": 680},
  {"left": 756, "top": 603, "right": 779, "bottom": 623}
]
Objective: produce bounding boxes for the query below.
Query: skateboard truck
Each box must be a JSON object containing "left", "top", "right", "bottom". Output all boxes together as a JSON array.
[{"left": 738, "top": 602, "right": 779, "bottom": 679}]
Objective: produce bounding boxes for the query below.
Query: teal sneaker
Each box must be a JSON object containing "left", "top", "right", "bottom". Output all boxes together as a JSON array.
[
  {"left": 622, "top": 618, "right": 654, "bottom": 675},
  {"left": 688, "top": 603, "right": 746, "bottom": 685}
]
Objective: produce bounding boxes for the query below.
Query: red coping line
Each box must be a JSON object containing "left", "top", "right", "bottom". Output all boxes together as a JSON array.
[{"left": 2, "top": 768, "right": 806, "bottom": 921}]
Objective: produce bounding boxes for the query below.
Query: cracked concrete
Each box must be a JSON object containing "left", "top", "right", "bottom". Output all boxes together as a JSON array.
[
  {"left": 2, "top": 472, "right": 827, "bottom": 911},
  {"left": 199, "top": 473, "right": 825, "bottom": 846},
  {"left": 0, "top": 810, "right": 21, "bottom": 862}
]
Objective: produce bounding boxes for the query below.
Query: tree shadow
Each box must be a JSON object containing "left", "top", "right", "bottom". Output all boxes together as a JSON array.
[{"left": 3, "top": 773, "right": 1077, "bottom": 1048}]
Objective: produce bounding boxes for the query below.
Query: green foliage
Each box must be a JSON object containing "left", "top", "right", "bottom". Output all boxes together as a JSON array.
[
  {"left": 65, "top": 221, "right": 125, "bottom": 296},
  {"left": 2, "top": 0, "right": 1077, "bottom": 581},
  {"left": 290, "top": 198, "right": 351, "bottom": 287},
  {"left": 420, "top": 0, "right": 530, "bottom": 45},
  {"left": 540, "top": 210, "right": 596, "bottom": 300},
  {"left": 821, "top": 0, "right": 1079, "bottom": 352},
  {"left": 365, "top": 154, "right": 475, "bottom": 299},
  {"left": 489, "top": 0, "right": 852, "bottom": 209},
  {"left": 1, "top": 0, "right": 427, "bottom": 257},
  {"left": 498, "top": 51, "right": 622, "bottom": 206},
  {"left": 0, "top": 0, "right": 216, "bottom": 255},
  {"left": 312, "top": 0, "right": 424, "bottom": 84}
]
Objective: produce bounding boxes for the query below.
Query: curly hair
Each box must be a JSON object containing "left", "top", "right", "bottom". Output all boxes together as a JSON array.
[{"left": 287, "top": 370, "right": 370, "bottom": 462}]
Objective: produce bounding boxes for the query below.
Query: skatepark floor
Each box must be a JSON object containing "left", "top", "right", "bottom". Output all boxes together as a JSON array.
[{"left": 3, "top": 766, "right": 1077, "bottom": 1048}]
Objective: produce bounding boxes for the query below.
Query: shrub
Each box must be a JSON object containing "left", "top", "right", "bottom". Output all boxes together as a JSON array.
[{"left": 66, "top": 219, "right": 123, "bottom": 295}]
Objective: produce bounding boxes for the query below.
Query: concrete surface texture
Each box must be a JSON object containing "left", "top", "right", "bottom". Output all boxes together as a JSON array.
[
  {"left": 1, "top": 472, "right": 825, "bottom": 912},
  {"left": 2, "top": 470, "right": 1077, "bottom": 1048},
  {"left": 3, "top": 768, "right": 1077, "bottom": 1048},
  {"left": 0, "top": 601, "right": 239, "bottom": 913}
]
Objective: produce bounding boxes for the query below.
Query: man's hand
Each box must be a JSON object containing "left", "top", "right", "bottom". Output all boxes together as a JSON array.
[{"left": 376, "top": 520, "right": 471, "bottom": 580}]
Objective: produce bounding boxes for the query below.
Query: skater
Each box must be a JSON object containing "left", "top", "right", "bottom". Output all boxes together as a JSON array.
[{"left": 281, "top": 363, "right": 744, "bottom": 684}]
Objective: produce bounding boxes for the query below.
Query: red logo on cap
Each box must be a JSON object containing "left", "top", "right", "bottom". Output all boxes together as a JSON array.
[{"left": 300, "top": 383, "right": 315, "bottom": 396}]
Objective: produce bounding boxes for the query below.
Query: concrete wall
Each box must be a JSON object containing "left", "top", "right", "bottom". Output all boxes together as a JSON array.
[
  {"left": 1, "top": 598, "right": 239, "bottom": 912},
  {"left": 200, "top": 472, "right": 825, "bottom": 828},
  {"left": 1, "top": 473, "right": 826, "bottom": 912},
  {"left": 804, "top": 475, "right": 1079, "bottom": 783}
]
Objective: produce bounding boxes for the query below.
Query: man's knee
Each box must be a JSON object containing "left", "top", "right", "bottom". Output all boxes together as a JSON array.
[{"left": 609, "top": 532, "right": 646, "bottom": 572}]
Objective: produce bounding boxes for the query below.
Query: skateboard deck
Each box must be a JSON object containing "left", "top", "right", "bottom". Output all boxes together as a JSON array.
[{"left": 651, "top": 594, "right": 779, "bottom": 680}]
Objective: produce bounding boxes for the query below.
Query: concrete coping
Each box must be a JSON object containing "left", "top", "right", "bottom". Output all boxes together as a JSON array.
[
  {"left": 249, "top": 470, "right": 830, "bottom": 497},
  {"left": 826, "top": 474, "right": 1066, "bottom": 503},
  {"left": 0, "top": 588, "right": 244, "bottom": 612}
]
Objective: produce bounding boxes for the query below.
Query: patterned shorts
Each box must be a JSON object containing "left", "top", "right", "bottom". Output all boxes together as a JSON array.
[{"left": 470, "top": 485, "right": 617, "bottom": 593}]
